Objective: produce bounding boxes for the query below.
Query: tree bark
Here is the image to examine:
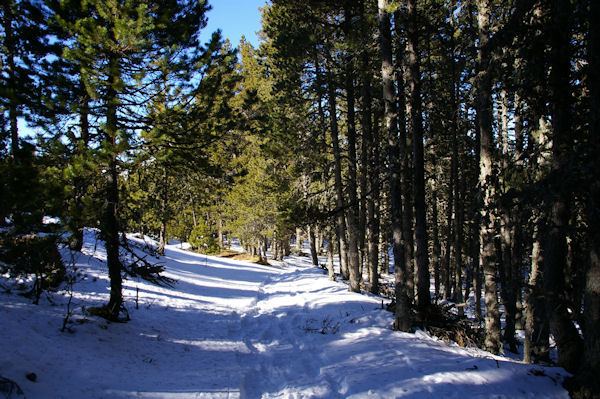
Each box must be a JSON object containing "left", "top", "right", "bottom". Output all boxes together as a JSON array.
[
  {"left": 393, "top": 10, "right": 415, "bottom": 302},
  {"left": 359, "top": 37, "right": 379, "bottom": 295},
  {"left": 476, "top": 0, "right": 501, "bottom": 354},
  {"left": 524, "top": 218, "right": 550, "bottom": 363},
  {"left": 69, "top": 79, "right": 91, "bottom": 252},
  {"left": 379, "top": 0, "right": 411, "bottom": 331},
  {"left": 543, "top": 0, "right": 583, "bottom": 373},
  {"left": 104, "top": 52, "right": 123, "bottom": 320},
  {"left": 499, "top": 90, "right": 517, "bottom": 352},
  {"left": 342, "top": 10, "right": 361, "bottom": 292},
  {"left": 308, "top": 225, "right": 319, "bottom": 266},
  {"left": 327, "top": 67, "right": 350, "bottom": 280},
  {"left": 157, "top": 166, "right": 168, "bottom": 256},
  {"left": 449, "top": 29, "right": 464, "bottom": 315},
  {"left": 580, "top": 0, "right": 600, "bottom": 390},
  {"left": 296, "top": 226, "right": 303, "bottom": 254},
  {"left": 326, "top": 233, "right": 336, "bottom": 281},
  {"left": 430, "top": 178, "right": 442, "bottom": 299},
  {"left": 406, "top": 0, "right": 430, "bottom": 311}
]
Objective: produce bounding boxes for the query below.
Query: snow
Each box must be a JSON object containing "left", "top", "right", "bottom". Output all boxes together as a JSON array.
[{"left": 0, "top": 230, "right": 569, "bottom": 398}]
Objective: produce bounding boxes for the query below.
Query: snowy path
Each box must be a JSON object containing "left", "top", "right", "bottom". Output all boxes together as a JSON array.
[{"left": 0, "top": 232, "right": 569, "bottom": 398}]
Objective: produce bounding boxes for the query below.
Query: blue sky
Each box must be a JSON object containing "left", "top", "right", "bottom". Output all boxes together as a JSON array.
[{"left": 201, "top": 0, "right": 268, "bottom": 48}]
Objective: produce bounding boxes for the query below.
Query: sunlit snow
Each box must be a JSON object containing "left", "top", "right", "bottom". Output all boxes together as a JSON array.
[{"left": 0, "top": 230, "right": 568, "bottom": 398}]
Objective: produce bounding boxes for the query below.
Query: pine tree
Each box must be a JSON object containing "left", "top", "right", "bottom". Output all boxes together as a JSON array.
[{"left": 51, "top": 0, "right": 210, "bottom": 320}]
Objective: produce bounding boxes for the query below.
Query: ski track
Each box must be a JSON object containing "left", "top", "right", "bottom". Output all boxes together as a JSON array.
[{"left": 0, "top": 232, "right": 569, "bottom": 398}]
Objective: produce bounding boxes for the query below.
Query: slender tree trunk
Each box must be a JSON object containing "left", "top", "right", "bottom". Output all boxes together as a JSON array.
[
  {"left": 359, "top": 39, "right": 379, "bottom": 295},
  {"left": 309, "top": 225, "right": 319, "bottom": 266},
  {"left": 443, "top": 165, "right": 454, "bottom": 301},
  {"left": 367, "top": 196, "right": 380, "bottom": 295},
  {"left": 580, "top": 0, "right": 600, "bottom": 390},
  {"left": 514, "top": 92, "right": 524, "bottom": 163},
  {"left": 431, "top": 178, "right": 442, "bottom": 299},
  {"left": 476, "top": 0, "right": 501, "bottom": 354},
  {"left": 296, "top": 227, "right": 303, "bottom": 254},
  {"left": 524, "top": 217, "right": 550, "bottom": 363},
  {"left": 157, "top": 166, "right": 168, "bottom": 256},
  {"left": 444, "top": 176, "right": 457, "bottom": 302},
  {"left": 459, "top": 163, "right": 470, "bottom": 303},
  {"left": 450, "top": 4, "right": 464, "bottom": 317},
  {"left": 381, "top": 230, "right": 390, "bottom": 275},
  {"left": 498, "top": 90, "right": 517, "bottom": 352},
  {"left": 367, "top": 120, "right": 381, "bottom": 296},
  {"left": 327, "top": 233, "right": 336, "bottom": 281},
  {"left": 104, "top": 52, "right": 123, "bottom": 320},
  {"left": 315, "top": 225, "right": 322, "bottom": 255},
  {"left": 543, "top": 0, "right": 583, "bottom": 373},
  {"left": 190, "top": 190, "right": 197, "bottom": 228},
  {"left": 69, "top": 80, "right": 91, "bottom": 252},
  {"left": 394, "top": 9, "right": 415, "bottom": 302},
  {"left": 512, "top": 91, "right": 525, "bottom": 329},
  {"left": 406, "top": 0, "right": 430, "bottom": 311},
  {"left": 217, "top": 217, "right": 224, "bottom": 249},
  {"left": 379, "top": 0, "right": 411, "bottom": 331},
  {"left": 327, "top": 67, "right": 350, "bottom": 280},
  {"left": 472, "top": 230, "right": 482, "bottom": 321},
  {"left": 343, "top": 20, "right": 361, "bottom": 293},
  {"left": 453, "top": 166, "right": 464, "bottom": 315},
  {"left": 500, "top": 207, "right": 518, "bottom": 352}
]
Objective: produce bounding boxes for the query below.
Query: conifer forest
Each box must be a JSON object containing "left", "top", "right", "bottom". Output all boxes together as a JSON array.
[{"left": 1, "top": 0, "right": 599, "bottom": 397}]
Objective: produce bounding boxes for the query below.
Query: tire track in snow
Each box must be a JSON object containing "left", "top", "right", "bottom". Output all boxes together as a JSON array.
[{"left": 235, "top": 263, "right": 337, "bottom": 398}]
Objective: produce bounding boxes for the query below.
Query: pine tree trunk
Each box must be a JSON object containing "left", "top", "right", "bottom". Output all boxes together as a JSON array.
[
  {"left": 104, "top": 52, "right": 123, "bottom": 320},
  {"left": 69, "top": 83, "right": 91, "bottom": 252},
  {"left": 296, "top": 227, "right": 303, "bottom": 254},
  {"left": 524, "top": 218, "right": 550, "bottom": 363},
  {"left": 381, "top": 230, "right": 390, "bottom": 275},
  {"left": 379, "top": 0, "right": 411, "bottom": 331},
  {"left": 444, "top": 167, "right": 455, "bottom": 302},
  {"left": 580, "top": 0, "right": 600, "bottom": 389},
  {"left": 406, "top": 0, "right": 430, "bottom": 312},
  {"left": 500, "top": 208, "right": 518, "bottom": 352},
  {"left": 309, "top": 225, "right": 319, "bottom": 266},
  {"left": 343, "top": 27, "right": 361, "bottom": 293},
  {"left": 367, "top": 197, "right": 380, "bottom": 295},
  {"left": 359, "top": 34, "right": 379, "bottom": 295},
  {"left": 315, "top": 225, "right": 322, "bottom": 255},
  {"left": 327, "top": 67, "right": 350, "bottom": 280},
  {"left": 326, "top": 234, "right": 335, "bottom": 281},
  {"left": 543, "top": 0, "right": 583, "bottom": 373},
  {"left": 476, "top": 0, "right": 501, "bottom": 354},
  {"left": 393, "top": 9, "right": 415, "bottom": 302},
  {"left": 499, "top": 90, "right": 517, "bottom": 352},
  {"left": 450, "top": 8, "right": 464, "bottom": 317},
  {"left": 157, "top": 167, "right": 168, "bottom": 256},
  {"left": 367, "top": 122, "right": 380, "bottom": 295},
  {"left": 431, "top": 179, "right": 442, "bottom": 299}
]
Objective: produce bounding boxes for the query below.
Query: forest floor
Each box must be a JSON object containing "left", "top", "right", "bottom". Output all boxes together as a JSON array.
[{"left": 0, "top": 229, "right": 569, "bottom": 398}]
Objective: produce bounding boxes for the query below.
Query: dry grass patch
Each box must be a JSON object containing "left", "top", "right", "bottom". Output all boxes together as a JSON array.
[{"left": 218, "top": 250, "right": 270, "bottom": 265}]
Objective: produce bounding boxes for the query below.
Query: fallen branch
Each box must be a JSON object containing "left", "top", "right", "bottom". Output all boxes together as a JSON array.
[{"left": 120, "top": 240, "right": 176, "bottom": 288}]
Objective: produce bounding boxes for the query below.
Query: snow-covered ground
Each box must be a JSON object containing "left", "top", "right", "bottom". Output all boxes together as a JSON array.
[{"left": 1, "top": 230, "right": 568, "bottom": 398}]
